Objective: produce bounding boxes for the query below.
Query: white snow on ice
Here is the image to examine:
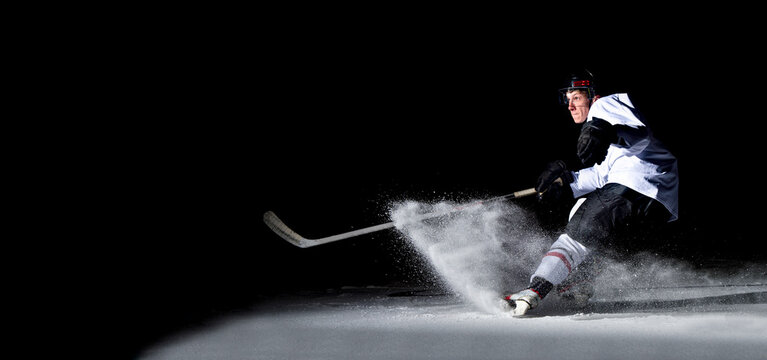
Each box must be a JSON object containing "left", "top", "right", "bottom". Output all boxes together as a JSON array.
[
  {"left": 140, "top": 199, "right": 767, "bottom": 359},
  {"left": 139, "top": 287, "right": 767, "bottom": 360}
]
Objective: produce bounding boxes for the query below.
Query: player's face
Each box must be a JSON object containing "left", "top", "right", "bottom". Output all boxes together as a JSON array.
[{"left": 566, "top": 90, "right": 591, "bottom": 124}]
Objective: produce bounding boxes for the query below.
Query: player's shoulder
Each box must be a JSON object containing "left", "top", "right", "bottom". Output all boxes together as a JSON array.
[
  {"left": 589, "top": 93, "right": 644, "bottom": 127},
  {"left": 593, "top": 93, "right": 633, "bottom": 109}
]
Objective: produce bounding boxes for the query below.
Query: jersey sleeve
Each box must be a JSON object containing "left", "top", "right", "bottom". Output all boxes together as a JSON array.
[{"left": 570, "top": 163, "right": 608, "bottom": 198}]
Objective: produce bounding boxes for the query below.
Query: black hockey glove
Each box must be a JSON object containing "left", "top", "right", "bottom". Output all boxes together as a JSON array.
[
  {"left": 577, "top": 117, "right": 617, "bottom": 167},
  {"left": 536, "top": 160, "right": 574, "bottom": 204}
]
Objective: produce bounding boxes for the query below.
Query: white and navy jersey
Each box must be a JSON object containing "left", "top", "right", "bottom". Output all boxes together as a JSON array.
[{"left": 569, "top": 93, "right": 679, "bottom": 221}]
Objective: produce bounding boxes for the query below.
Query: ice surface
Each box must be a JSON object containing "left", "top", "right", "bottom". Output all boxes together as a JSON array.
[
  {"left": 141, "top": 199, "right": 767, "bottom": 359},
  {"left": 140, "top": 286, "right": 767, "bottom": 360}
]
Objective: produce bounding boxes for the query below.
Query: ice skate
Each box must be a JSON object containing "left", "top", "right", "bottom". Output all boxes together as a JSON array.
[
  {"left": 555, "top": 256, "right": 601, "bottom": 307},
  {"left": 502, "top": 289, "right": 541, "bottom": 316},
  {"left": 556, "top": 281, "right": 594, "bottom": 308}
]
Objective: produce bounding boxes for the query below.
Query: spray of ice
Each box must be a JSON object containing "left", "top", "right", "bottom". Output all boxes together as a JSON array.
[
  {"left": 390, "top": 198, "right": 766, "bottom": 314},
  {"left": 390, "top": 200, "right": 548, "bottom": 314}
]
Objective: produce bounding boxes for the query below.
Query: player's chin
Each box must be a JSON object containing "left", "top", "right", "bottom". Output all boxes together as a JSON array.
[{"left": 572, "top": 117, "right": 585, "bottom": 124}]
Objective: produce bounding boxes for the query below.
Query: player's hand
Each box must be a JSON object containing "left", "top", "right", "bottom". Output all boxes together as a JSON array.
[
  {"left": 577, "top": 117, "right": 617, "bottom": 166},
  {"left": 536, "top": 160, "right": 574, "bottom": 204}
]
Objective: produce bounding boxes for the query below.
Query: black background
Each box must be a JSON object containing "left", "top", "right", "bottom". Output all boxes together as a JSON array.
[{"left": 82, "top": 20, "right": 763, "bottom": 358}]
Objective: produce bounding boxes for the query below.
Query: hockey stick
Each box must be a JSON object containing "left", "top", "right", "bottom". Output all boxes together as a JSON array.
[{"left": 263, "top": 186, "right": 540, "bottom": 248}]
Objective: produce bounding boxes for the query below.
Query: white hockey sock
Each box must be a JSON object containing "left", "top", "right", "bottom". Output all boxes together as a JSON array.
[{"left": 531, "top": 234, "right": 590, "bottom": 285}]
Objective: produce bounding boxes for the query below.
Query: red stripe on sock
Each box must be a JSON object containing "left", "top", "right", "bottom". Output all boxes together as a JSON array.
[{"left": 545, "top": 251, "right": 572, "bottom": 273}]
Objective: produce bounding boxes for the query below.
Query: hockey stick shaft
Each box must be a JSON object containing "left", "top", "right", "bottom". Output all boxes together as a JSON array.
[{"left": 263, "top": 185, "right": 541, "bottom": 248}]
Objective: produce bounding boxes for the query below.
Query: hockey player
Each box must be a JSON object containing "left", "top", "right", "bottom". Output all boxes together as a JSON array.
[{"left": 504, "top": 72, "right": 679, "bottom": 315}]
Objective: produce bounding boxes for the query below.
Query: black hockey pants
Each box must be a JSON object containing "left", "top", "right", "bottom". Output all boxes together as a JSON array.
[{"left": 565, "top": 183, "right": 671, "bottom": 257}]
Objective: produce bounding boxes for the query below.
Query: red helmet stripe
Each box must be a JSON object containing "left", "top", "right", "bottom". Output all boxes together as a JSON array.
[{"left": 572, "top": 80, "right": 591, "bottom": 87}]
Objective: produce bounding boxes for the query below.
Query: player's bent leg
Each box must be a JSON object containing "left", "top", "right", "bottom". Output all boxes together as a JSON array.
[{"left": 503, "top": 234, "right": 591, "bottom": 315}]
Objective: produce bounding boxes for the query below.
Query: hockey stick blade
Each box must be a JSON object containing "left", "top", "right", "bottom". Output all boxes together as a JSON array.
[{"left": 263, "top": 211, "right": 395, "bottom": 248}]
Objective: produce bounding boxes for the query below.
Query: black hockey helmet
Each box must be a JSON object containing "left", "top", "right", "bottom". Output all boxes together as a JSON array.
[{"left": 559, "top": 70, "right": 596, "bottom": 105}]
